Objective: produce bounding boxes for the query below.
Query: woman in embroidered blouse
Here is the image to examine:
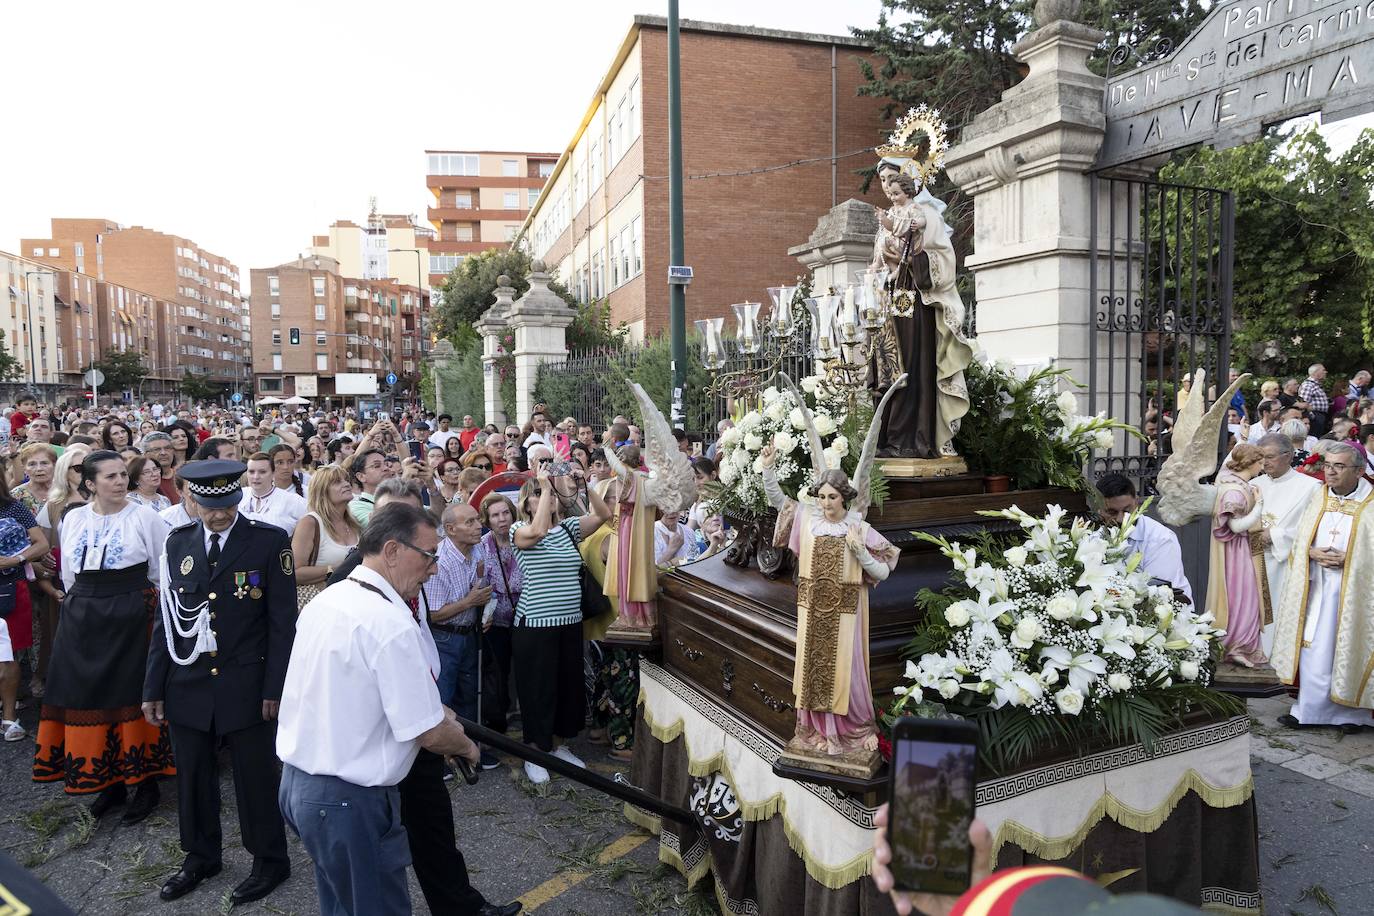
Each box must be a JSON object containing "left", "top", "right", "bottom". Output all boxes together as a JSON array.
[
  {"left": 761, "top": 445, "right": 899, "bottom": 759},
  {"left": 34, "top": 451, "right": 173, "bottom": 822},
  {"left": 125, "top": 456, "right": 171, "bottom": 513}
]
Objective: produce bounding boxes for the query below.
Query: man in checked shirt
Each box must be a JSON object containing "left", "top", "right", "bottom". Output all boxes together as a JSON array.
[{"left": 1299, "top": 363, "right": 1331, "bottom": 437}]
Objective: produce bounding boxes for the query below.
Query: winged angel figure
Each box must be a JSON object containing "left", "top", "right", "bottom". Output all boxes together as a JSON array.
[
  {"left": 1157, "top": 369, "right": 1269, "bottom": 665},
  {"left": 759, "top": 374, "right": 905, "bottom": 765},
  {"left": 601, "top": 382, "right": 699, "bottom": 632}
]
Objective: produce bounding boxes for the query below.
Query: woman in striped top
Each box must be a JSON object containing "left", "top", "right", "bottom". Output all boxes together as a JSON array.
[{"left": 510, "top": 467, "right": 611, "bottom": 785}]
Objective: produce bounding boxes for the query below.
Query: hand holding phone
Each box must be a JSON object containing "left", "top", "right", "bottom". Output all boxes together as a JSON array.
[
  {"left": 873, "top": 803, "right": 993, "bottom": 916},
  {"left": 885, "top": 717, "right": 980, "bottom": 897}
]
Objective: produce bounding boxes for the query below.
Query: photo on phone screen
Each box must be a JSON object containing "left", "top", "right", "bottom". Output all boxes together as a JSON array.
[{"left": 888, "top": 717, "right": 978, "bottom": 895}]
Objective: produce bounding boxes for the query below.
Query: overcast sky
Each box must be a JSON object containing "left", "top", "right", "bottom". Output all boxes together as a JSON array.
[
  {"left": 0, "top": 0, "right": 882, "bottom": 288},
  {"left": 2, "top": 0, "right": 1366, "bottom": 295}
]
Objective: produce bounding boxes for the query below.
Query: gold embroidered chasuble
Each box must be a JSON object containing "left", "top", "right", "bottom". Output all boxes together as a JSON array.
[
  {"left": 792, "top": 521, "right": 868, "bottom": 716},
  {"left": 1271, "top": 480, "right": 1374, "bottom": 707}
]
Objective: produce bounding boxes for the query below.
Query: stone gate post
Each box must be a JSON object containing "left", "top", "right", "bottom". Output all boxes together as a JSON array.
[
  {"left": 788, "top": 200, "right": 879, "bottom": 294},
  {"left": 507, "top": 260, "right": 574, "bottom": 424},
  {"left": 475, "top": 275, "right": 516, "bottom": 426}
]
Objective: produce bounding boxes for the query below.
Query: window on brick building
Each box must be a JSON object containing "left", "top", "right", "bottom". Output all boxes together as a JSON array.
[
  {"left": 588, "top": 135, "right": 602, "bottom": 190},
  {"left": 607, "top": 110, "right": 618, "bottom": 164},
  {"left": 504, "top": 191, "right": 519, "bottom": 209},
  {"left": 316, "top": 353, "right": 328, "bottom": 371},
  {"left": 529, "top": 188, "right": 540, "bottom": 207},
  {"left": 539, "top": 160, "right": 554, "bottom": 178},
  {"left": 620, "top": 225, "right": 632, "bottom": 282},
  {"left": 316, "top": 332, "right": 327, "bottom": 346},
  {"left": 591, "top": 251, "right": 603, "bottom": 299},
  {"left": 630, "top": 78, "right": 641, "bottom": 139},
  {"left": 610, "top": 237, "right": 620, "bottom": 288},
  {"left": 271, "top": 353, "right": 282, "bottom": 371},
  {"left": 312, "top": 277, "right": 325, "bottom": 298},
  {"left": 631, "top": 217, "right": 642, "bottom": 276},
  {"left": 272, "top": 330, "right": 281, "bottom": 345},
  {"left": 502, "top": 159, "right": 518, "bottom": 177},
  {"left": 315, "top": 304, "right": 326, "bottom": 321},
  {"left": 455, "top": 192, "right": 473, "bottom": 209},
  {"left": 456, "top": 226, "right": 474, "bottom": 242},
  {"left": 268, "top": 275, "right": 279, "bottom": 297},
  {"left": 270, "top": 302, "right": 280, "bottom": 318}
]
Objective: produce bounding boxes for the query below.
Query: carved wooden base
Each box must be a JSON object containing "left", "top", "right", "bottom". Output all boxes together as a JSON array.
[
  {"left": 876, "top": 455, "right": 969, "bottom": 478},
  {"left": 603, "top": 619, "right": 661, "bottom": 649},
  {"left": 777, "top": 735, "right": 882, "bottom": 780},
  {"left": 1213, "top": 660, "right": 1286, "bottom": 698}
]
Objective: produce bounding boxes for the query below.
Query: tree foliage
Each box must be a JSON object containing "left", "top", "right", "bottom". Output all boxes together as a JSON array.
[
  {"left": 93, "top": 350, "right": 148, "bottom": 392},
  {"left": 1079, "top": 0, "right": 1213, "bottom": 76},
  {"left": 429, "top": 324, "right": 488, "bottom": 423},
  {"left": 434, "top": 248, "right": 580, "bottom": 336},
  {"left": 1161, "top": 126, "right": 1374, "bottom": 378},
  {"left": 0, "top": 331, "right": 23, "bottom": 382},
  {"left": 179, "top": 370, "right": 222, "bottom": 402}
]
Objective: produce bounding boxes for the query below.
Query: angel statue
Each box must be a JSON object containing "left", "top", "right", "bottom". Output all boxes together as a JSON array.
[
  {"left": 761, "top": 374, "right": 905, "bottom": 776},
  {"left": 1158, "top": 369, "right": 1271, "bottom": 671},
  {"left": 868, "top": 105, "right": 974, "bottom": 463},
  {"left": 601, "top": 382, "right": 698, "bottom": 642}
]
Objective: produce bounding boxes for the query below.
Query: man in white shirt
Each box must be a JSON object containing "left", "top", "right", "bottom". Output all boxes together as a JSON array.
[
  {"left": 241, "top": 453, "right": 306, "bottom": 534},
  {"left": 427, "top": 414, "right": 459, "bottom": 451},
  {"left": 1246, "top": 399, "right": 1282, "bottom": 443},
  {"left": 522, "top": 411, "right": 555, "bottom": 452},
  {"left": 277, "top": 502, "right": 480, "bottom": 916},
  {"left": 1096, "top": 474, "right": 1193, "bottom": 602},
  {"left": 1253, "top": 433, "right": 1322, "bottom": 654}
]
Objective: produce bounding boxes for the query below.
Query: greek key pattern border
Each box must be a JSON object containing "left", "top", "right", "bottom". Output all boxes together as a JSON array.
[
  {"left": 1200, "top": 886, "right": 1263, "bottom": 911},
  {"left": 641, "top": 661, "right": 878, "bottom": 829},
  {"left": 975, "top": 715, "right": 1251, "bottom": 806}
]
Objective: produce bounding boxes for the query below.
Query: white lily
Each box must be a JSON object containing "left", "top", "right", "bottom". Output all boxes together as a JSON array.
[
  {"left": 1088, "top": 614, "right": 1137, "bottom": 659},
  {"left": 1039, "top": 646, "right": 1108, "bottom": 693},
  {"left": 1076, "top": 556, "right": 1113, "bottom": 596},
  {"left": 968, "top": 591, "right": 1016, "bottom": 642},
  {"left": 980, "top": 648, "right": 1044, "bottom": 709}
]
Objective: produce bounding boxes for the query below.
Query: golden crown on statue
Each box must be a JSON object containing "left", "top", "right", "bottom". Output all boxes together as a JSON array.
[{"left": 874, "top": 104, "right": 950, "bottom": 187}]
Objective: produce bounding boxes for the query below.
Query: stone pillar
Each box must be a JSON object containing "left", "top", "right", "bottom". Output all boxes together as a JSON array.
[
  {"left": 428, "top": 339, "right": 454, "bottom": 416},
  {"left": 788, "top": 199, "right": 879, "bottom": 293},
  {"left": 475, "top": 275, "right": 516, "bottom": 426},
  {"left": 944, "top": 6, "right": 1109, "bottom": 388},
  {"left": 507, "top": 261, "right": 574, "bottom": 423}
]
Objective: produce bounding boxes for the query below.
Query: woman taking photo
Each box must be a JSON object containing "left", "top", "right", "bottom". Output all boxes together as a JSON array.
[
  {"left": 33, "top": 451, "right": 174, "bottom": 823},
  {"left": 510, "top": 467, "right": 610, "bottom": 785},
  {"left": 101, "top": 420, "right": 136, "bottom": 453},
  {"left": 477, "top": 493, "right": 521, "bottom": 734},
  {"left": 291, "top": 465, "right": 361, "bottom": 612},
  {"left": 125, "top": 456, "right": 171, "bottom": 512}
]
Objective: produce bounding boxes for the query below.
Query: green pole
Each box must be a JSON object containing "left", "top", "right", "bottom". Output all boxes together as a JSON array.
[{"left": 667, "top": 0, "right": 687, "bottom": 427}]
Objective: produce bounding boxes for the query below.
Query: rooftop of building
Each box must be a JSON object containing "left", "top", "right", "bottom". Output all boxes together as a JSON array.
[{"left": 423, "top": 149, "right": 561, "bottom": 157}]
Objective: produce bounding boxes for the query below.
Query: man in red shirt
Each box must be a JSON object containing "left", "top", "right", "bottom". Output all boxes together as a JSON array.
[{"left": 457, "top": 415, "right": 480, "bottom": 452}]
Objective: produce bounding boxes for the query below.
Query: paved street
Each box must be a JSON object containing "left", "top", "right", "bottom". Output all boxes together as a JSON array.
[
  {"left": 4, "top": 694, "right": 1374, "bottom": 914},
  {"left": 0, "top": 700, "right": 710, "bottom": 916}
]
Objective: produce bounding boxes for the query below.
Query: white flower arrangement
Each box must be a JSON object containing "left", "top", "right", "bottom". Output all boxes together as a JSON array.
[{"left": 885, "top": 503, "right": 1237, "bottom": 772}]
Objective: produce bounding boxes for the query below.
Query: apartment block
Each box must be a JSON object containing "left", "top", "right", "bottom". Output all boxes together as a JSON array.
[
  {"left": 425, "top": 149, "right": 560, "bottom": 286},
  {"left": 519, "top": 17, "right": 888, "bottom": 340},
  {"left": 0, "top": 251, "right": 62, "bottom": 394},
  {"left": 308, "top": 202, "right": 434, "bottom": 291},
  {"left": 249, "top": 256, "right": 426, "bottom": 401},
  {"left": 21, "top": 218, "right": 248, "bottom": 392}
]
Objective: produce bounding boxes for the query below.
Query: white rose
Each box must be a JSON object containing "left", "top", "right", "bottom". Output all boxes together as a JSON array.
[
  {"left": 823, "top": 447, "right": 843, "bottom": 468},
  {"left": 744, "top": 433, "right": 763, "bottom": 451},
  {"left": 995, "top": 356, "right": 1015, "bottom": 373},
  {"left": 789, "top": 407, "right": 807, "bottom": 430},
  {"left": 1153, "top": 602, "right": 1172, "bottom": 620},
  {"left": 736, "top": 411, "right": 760, "bottom": 432},
  {"left": 938, "top": 679, "right": 962, "bottom": 699},
  {"left": 1046, "top": 594, "right": 1077, "bottom": 621},
  {"left": 813, "top": 414, "right": 837, "bottom": 437},
  {"left": 1179, "top": 660, "right": 1200, "bottom": 681},
  {"left": 1054, "top": 686, "right": 1085, "bottom": 715},
  {"left": 1107, "top": 672, "right": 1132, "bottom": 692},
  {"left": 801, "top": 375, "right": 819, "bottom": 394},
  {"left": 829, "top": 435, "right": 850, "bottom": 457},
  {"left": 765, "top": 400, "right": 788, "bottom": 423},
  {"left": 1093, "top": 429, "right": 1114, "bottom": 450},
  {"left": 944, "top": 601, "right": 972, "bottom": 627},
  {"left": 763, "top": 386, "right": 781, "bottom": 405},
  {"left": 773, "top": 432, "right": 796, "bottom": 454},
  {"left": 1056, "top": 390, "right": 1078, "bottom": 417},
  {"left": 1004, "top": 545, "right": 1028, "bottom": 567},
  {"left": 719, "top": 427, "right": 741, "bottom": 450},
  {"left": 719, "top": 462, "right": 737, "bottom": 485},
  {"left": 753, "top": 455, "right": 766, "bottom": 474},
  {"left": 1014, "top": 617, "right": 1041, "bottom": 644},
  {"left": 732, "top": 448, "right": 751, "bottom": 470},
  {"left": 1040, "top": 666, "right": 1060, "bottom": 687}
]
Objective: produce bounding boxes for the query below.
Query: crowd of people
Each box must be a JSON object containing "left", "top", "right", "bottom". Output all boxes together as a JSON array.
[{"left": 0, "top": 393, "right": 730, "bottom": 916}]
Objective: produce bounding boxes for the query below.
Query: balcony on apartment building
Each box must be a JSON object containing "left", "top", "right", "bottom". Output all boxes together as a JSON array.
[{"left": 427, "top": 206, "right": 526, "bottom": 223}]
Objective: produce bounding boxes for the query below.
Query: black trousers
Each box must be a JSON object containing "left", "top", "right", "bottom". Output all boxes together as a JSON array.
[
  {"left": 398, "top": 748, "right": 486, "bottom": 916},
  {"left": 481, "top": 626, "right": 513, "bottom": 733},
  {"left": 168, "top": 719, "right": 288, "bottom": 873},
  {"left": 512, "top": 621, "right": 584, "bottom": 752}
]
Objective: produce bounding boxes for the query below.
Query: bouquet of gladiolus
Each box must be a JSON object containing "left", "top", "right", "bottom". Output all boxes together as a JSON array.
[{"left": 890, "top": 503, "right": 1241, "bottom": 774}]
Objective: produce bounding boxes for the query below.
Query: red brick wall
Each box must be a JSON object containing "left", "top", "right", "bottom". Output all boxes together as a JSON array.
[{"left": 634, "top": 27, "right": 888, "bottom": 336}]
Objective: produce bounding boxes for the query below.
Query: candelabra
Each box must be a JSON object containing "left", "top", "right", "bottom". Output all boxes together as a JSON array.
[{"left": 697, "top": 269, "right": 892, "bottom": 406}]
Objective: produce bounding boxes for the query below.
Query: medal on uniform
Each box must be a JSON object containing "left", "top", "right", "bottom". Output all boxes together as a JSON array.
[
  {"left": 234, "top": 571, "right": 248, "bottom": 599},
  {"left": 181, "top": 556, "right": 194, "bottom": 576},
  {"left": 248, "top": 570, "right": 262, "bottom": 600}
]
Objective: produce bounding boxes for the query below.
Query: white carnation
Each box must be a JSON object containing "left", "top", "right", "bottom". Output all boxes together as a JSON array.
[
  {"left": 1004, "top": 546, "right": 1028, "bottom": 567},
  {"left": 938, "top": 679, "right": 962, "bottom": 700},
  {"left": 732, "top": 448, "right": 751, "bottom": 470},
  {"left": 813, "top": 414, "right": 837, "bottom": 437},
  {"left": 1054, "top": 686, "right": 1085, "bottom": 715},
  {"left": 1179, "top": 660, "right": 1199, "bottom": 681},
  {"left": 736, "top": 411, "right": 761, "bottom": 432},
  {"left": 789, "top": 407, "right": 807, "bottom": 430},
  {"left": 1046, "top": 594, "right": 1077, "bottom": 621},
  {"left": 1107, "top": 672, "right": 1132, "bottom": 692},
  {"left": 944, "top": 601, "right": 972, "bottom": 627},
  {"left": 743, "top": 433, "right": 763, "bottom": 451}
]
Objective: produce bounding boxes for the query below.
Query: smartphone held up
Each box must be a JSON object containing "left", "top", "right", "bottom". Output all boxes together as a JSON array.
[{"left": 886, "top": 716, "right": 978, "bottom": 896}]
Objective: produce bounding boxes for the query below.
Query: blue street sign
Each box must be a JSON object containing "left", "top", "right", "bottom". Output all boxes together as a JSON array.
[
  {"left": 231, "top": 392, "right": 243, "bottom": 404},
  {"left": 385, "top": 372, "right": 398, "bottom": 386}
]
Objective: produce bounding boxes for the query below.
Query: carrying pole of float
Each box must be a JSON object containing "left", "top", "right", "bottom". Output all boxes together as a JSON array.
[{"left": 667, "top": 0, "right": 687, "bottom": 427}]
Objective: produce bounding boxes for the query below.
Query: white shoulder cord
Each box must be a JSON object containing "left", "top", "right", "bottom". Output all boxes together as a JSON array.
[{"left": 159, "top": 549, "right": 217, "bottom": 666}]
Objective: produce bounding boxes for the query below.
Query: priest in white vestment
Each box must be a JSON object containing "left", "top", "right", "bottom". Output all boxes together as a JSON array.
[
  {"left": 1253, "top": 433, "right": 1321, "bottom": 655},
  {"left": 1272, "top": 442, "right": 1374, "bottom": 732}
]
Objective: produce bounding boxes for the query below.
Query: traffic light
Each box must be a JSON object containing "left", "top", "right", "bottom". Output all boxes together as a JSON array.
[{"left": 289, "top": 327, "right": 300, "bottom": 346}]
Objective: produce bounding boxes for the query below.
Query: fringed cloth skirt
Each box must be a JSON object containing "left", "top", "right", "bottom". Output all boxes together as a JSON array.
[{"left": 33, "top": 563, "right": 175, "bottom": 794}]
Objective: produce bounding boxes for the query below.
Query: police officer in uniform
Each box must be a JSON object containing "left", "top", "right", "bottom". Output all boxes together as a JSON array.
[{"left": 142, "top": 460, "right": 296, "bottom": 905}]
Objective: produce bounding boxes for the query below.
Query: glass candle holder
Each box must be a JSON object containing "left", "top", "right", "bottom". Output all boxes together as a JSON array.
[
  {"left": 695, "top": 316, "right": 725, "bottom": 370},
  {"left": 732, "top": 301, "right": 762, "bottom": 356}
]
